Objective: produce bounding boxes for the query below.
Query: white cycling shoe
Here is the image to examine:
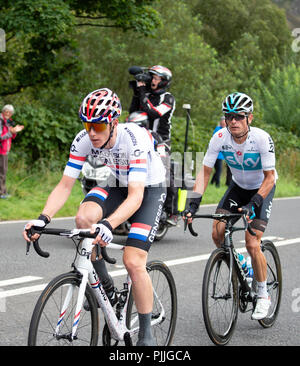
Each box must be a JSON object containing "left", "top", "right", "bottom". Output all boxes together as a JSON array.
[{"left": 252, "top": 297, "right": 271, "bottom": 320}]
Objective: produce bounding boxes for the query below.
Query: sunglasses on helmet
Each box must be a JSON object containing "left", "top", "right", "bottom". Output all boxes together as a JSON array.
[
  {"left": 83, "top": 122, "right": 108, "bottom": 133},
  {"left": 224, "top": 113, "right": 247, "bottom": 122}
]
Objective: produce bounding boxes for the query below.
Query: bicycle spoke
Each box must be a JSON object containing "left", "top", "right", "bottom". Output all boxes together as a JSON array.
[{"left": 202, "top": 249, "right": 238, "bottom": 345}]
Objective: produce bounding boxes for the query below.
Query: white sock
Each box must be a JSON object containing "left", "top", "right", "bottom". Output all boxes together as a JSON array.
[{"left": 257, "top": 280, "right": 269, "bottom": 298}]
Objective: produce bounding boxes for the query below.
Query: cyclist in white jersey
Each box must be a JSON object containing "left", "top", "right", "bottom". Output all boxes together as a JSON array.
[
  {"left": 184, "top": 92, "right": 277, "bottom": 320},
  {"left": 23, "top": 88, "right": 166, "bottom": 346}
]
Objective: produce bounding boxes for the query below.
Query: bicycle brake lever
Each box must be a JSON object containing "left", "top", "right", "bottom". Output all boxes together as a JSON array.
[
  {"left": 101, "top": 246, "right": 116, "bottom": 264},
  {"left": 26, "top": 240, "right": 31, "bottom": 255},
  {"left": 188, "top": 222, "right": 198, "bottom": 237},
  {"left": 183, "top": 218, "right": 188, "bottom": 232},
  {"left": 247, "top": 226, "right": 257, "bottom": 236},
  {"left": 241, "top": 214, "right": 257, "bottom": 237}
]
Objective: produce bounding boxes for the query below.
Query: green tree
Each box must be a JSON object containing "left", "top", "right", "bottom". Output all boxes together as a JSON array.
[
  {"left": 193, "top": 0, "right": 292, "bottom": 81},
  {"left": 256, "top": 63, "right": 300, "bottom": 136},
  {"left": 0, "top": 0, "right": 161, "bottom": 96}
]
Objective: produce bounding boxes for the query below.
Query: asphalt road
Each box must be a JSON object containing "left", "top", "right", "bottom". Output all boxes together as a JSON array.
[{"left": 0, "top": 197, "right": 299, "bottom": 346}]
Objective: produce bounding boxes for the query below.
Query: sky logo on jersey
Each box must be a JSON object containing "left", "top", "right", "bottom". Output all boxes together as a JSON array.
[
  {"left": 222, "top": 151, "right": 262, "bottom": 170},
  {"left": 128, "top": 223, "right": 151, "bottom": 242},
  {"left": 86, "top": 187, "right": 108, "bottom": 201}
]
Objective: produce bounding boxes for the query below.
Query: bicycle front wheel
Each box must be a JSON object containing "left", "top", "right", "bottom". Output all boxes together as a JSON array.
[
  {"left": 126, "top": 260, "right": 177, "bottom": 346},
  {"left": 202, "top": 248, "right": 239, "bottom": 346},
  {"left": 257, "top": 240, "right": 282, "bottom": 328},
  {"left": 28, "top": 272, "right": 99, "bottom": 346}
]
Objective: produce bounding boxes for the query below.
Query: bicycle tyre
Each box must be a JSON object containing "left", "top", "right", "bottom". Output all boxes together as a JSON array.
[
  {"left": 202, "top": 248, "right": 239, "bottom": 346},
  {"left": 154, "top": 223, "right": 169, "bottom": 241},
  {"left": 28, "top": 272, "right": 99, "bottom": 346},
  {"left": 258, "top": 240, "right": 282, "bottom": 328},
  {"left": 126, "top": 260, "right": 177, "bottom": 346}
]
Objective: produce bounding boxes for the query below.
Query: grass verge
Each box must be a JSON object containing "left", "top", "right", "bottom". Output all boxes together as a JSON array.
[{"left": 1, "top": 161, "right": 299, "bottom": 221}]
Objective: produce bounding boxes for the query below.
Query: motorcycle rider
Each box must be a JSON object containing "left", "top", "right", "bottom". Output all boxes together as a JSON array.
[
  {"left": 23, "top": 88, "right": 167, "bottom": 346},
  {"left": 129, "top": 65, "right": 178, "bottom": 225}
]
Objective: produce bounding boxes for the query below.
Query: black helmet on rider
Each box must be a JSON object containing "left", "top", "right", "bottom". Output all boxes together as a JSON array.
[{"left": 149, "top": 65, "right": 172, "bottom": 90}]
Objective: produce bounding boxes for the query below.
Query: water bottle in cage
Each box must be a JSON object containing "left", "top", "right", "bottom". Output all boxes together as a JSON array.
[
  {"left": 238, "top": 253, "right": 248, "bottom": 275},
  {"left": 246, "top": 256, "right": 254, "bottom": 286}
]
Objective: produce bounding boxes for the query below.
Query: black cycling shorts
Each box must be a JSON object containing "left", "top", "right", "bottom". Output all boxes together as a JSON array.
[
  {"left": 82, "top": 180, "right": 166, "bottom": 252},
  {"left": 216, "top": 180, "right": 276, "bottom": 232}
]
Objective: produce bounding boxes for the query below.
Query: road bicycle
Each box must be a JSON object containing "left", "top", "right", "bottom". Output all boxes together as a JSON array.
[
  {"left": 25, "top": 226, "right": 177, "bottom": 346},
  {"left": 185, "top": 212, "right": 282, "bottom": 346}
]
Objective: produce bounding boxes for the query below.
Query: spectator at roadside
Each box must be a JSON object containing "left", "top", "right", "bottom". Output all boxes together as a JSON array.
[{"left": 0, "top": 104, "right": 24, "bottom": 199}]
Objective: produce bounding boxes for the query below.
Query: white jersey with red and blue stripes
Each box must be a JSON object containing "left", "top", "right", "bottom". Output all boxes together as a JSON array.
[{"left": 63, "top": 123, "right": 165, "bottom": 186}]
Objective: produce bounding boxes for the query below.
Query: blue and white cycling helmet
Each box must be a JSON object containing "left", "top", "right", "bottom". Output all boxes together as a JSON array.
[{"left": 222, "top": 92, "right": 253, "bottom": 114}]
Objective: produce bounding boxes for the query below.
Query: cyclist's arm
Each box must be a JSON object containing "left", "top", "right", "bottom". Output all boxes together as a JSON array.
[
  {"left": 193, "top": 164, "right": 213, "bottom": 196},
  {"left": 139, "top": 90, "right": 174, "bottom": 120},
  {"left": 105, "top": 181, "right": 144, "bottom": 229},
  {"left": 255, "top": 131, "right": 276, "bottom": 199},
  {"left": 255, "top": 169, "right": 276, "bottom": 199}
]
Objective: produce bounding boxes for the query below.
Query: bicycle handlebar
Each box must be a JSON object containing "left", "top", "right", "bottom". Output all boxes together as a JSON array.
[
  {"left": 25, "top": 227, "right": 117, "bottom": 264},
  {"left": 184, "top": 212, "right": 257, "bottom": 237}
]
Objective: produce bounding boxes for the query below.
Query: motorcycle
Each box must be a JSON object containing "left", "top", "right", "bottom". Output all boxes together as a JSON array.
[{"left": 79, "top": 112, "right": 182, "bottom": 241}]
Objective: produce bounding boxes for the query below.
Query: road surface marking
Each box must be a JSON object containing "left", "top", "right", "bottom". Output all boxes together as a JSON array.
[{"left": 1, "top": 237, "right": 299, "bottom": 298}]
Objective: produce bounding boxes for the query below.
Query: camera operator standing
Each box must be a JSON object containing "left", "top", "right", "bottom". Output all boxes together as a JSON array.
[{"left": 129, "top": 65, "right": 178, "bottom": 225}]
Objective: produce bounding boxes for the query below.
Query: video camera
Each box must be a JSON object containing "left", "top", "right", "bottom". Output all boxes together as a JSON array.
[{"left": 128, "top": 66, "right": 152, "bottom": 93}]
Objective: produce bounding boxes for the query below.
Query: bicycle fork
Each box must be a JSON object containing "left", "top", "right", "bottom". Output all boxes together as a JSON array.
[{"left": 54, "top": 239, "right": 95, "bottom": 341}]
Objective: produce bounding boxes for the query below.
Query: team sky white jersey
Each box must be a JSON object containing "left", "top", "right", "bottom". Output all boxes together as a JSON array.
[
  {"left": 63, "top": 123, "right": 166, "bottom": 186},
  {"left": 203, "top": 126, "right": 277, "bottom": 190}
]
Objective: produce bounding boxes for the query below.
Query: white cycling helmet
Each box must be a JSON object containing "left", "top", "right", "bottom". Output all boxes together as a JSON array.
[
  {"left": 222, "top": 92, "right": 253, "bottom": 114},
  {"left": 79, "top": 88, "right": 122, "bottom": 123}
]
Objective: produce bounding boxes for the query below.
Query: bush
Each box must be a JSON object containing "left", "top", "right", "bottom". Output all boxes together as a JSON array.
[
  {"left": 12, "top": 104, "right": 80, "bottom": 169},
  {"left": 256, "top": 63, "right": 300, "bottom": 136}
]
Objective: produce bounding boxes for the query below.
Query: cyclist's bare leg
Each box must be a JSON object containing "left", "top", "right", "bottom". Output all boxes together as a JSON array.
[
  {"left": 246, "top": 228, "right": 271, "bottom": 319},
  {"left": 123, "top": 246, "right": 153, "bottom": 313},
  {"left": 245, "top": 229, "right": 267, "bottom": 283},
  {"left": 123, "top": 246, "right": 155, "bottom": 345},
  {"left": 212, "top": 219, "right": 226, "bottom": 247},
  {"left": 75, "top": 201, "right": 103, "bottom": 229}
]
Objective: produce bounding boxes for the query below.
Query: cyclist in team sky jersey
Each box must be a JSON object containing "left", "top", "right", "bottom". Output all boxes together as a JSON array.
[
  {"left": 23, "top": 88, "right": 166, "bottom": 346},
  {"left": 184, "top": 92, "right": 277, "bottom": 320}
]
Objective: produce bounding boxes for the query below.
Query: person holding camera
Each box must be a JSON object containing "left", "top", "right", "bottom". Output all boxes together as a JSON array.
[{"left": 129, "top": 65, "right": 178, "bottom": 225}]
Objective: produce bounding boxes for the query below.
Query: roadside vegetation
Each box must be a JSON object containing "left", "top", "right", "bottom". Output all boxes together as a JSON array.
[{"left": 0, "top": 0, "right": 299, "bottom": 221}]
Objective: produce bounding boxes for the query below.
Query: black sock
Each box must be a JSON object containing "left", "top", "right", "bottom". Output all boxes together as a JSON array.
[{"left": 136, "top": 312, "right": 156, "bottom": 346}]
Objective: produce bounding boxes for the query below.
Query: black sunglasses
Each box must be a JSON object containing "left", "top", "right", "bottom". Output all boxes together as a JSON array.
[{"left": 225, "top": 113, "right": 247, "bottom": 122}]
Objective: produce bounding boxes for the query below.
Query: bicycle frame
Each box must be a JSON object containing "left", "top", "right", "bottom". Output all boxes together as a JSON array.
[
  {"left": 54, "top": 238, "right": 165, "bottom": 342},
  {"left": 187, "top": 213, "right": 255, "bottom": 301}
]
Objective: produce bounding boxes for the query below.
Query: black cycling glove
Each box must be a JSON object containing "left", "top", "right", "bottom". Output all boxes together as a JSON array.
[
  {"left": 241, "top": 193, "right": 263, "bottom": 220},
  {"left": 184, "top": 194, "right": 202, "bottom": 216},
  {"left": 38, "top": 214, "right": 51, "bottom": 225}
]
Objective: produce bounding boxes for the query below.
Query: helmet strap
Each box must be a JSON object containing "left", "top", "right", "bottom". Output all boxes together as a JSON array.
[
  {"left": 226, "top": 116, "right": 250, "bottom": 140},
  {"left": 100, "top": 123, "right": 115, "bottom": 149}
]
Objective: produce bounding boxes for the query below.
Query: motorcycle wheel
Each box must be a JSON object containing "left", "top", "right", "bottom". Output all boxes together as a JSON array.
[{"left": 154, "top": 222, "right": 169, "bottom": 241}]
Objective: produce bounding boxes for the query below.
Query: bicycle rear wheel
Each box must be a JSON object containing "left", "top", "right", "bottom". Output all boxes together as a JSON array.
[
  {"left": 126, "top": 260, "right": 177, "bottom": 346},
  {"left": 257, "top": 240, "right": 282, "bottom": 328},
  {"left": 28, "top": 272, "right": 99, "bottom": 346},
  {"left": 202, "top": 248, "right": 239, "bottom": 346}
]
